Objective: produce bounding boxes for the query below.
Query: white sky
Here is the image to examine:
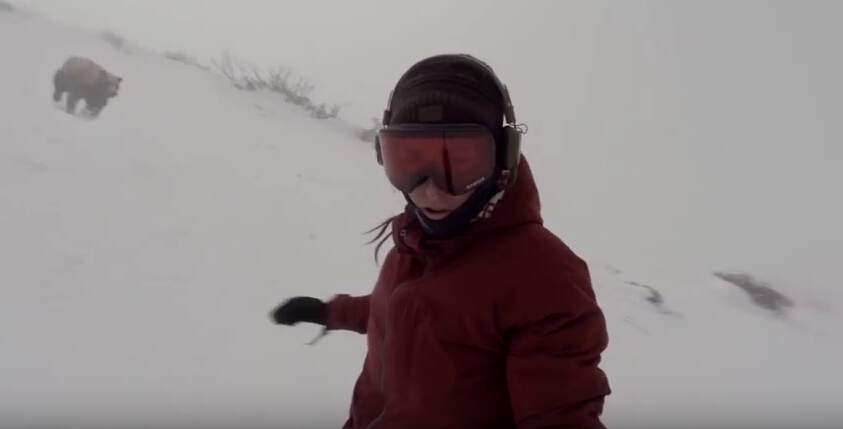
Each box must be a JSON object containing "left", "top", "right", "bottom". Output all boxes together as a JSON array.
[{"left": 16, "top": 0, "right": 843, "bottom": 295}]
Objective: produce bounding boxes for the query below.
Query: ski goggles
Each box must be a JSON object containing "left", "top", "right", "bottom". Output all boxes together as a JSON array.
[{"left": 377, "top": 124, "right": 498, "bottom": 196}]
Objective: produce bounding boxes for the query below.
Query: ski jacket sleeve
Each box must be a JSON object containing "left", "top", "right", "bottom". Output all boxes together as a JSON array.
[
  {"left": 505, "top": 272, "right": 611, "bottom": 429},
  {"left": 327, "top": 294, "right": 371, "bottom": 334}
]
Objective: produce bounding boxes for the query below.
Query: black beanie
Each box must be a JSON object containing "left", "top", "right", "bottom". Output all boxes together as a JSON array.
[{"left": 388, "top": 55, "right": 505, "bottom": 142}]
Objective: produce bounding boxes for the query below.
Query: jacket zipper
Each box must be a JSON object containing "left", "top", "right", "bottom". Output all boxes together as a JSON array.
[{"left": 364, "top": 250, "right": 428, "bottom": 429}]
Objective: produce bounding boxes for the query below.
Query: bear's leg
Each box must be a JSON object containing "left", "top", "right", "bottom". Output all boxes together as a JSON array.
[
  {"left": 85, "top": 107, "right": 101, "bottom": 118},
  {"left": 83, "top": 97, "right": 105, "bottom": 118},
  {"left": 65, "top": 93, "right": 81, "bottom": 115},
  {"left": 52, "top": 70, "right": 65, "bottom": 102}
]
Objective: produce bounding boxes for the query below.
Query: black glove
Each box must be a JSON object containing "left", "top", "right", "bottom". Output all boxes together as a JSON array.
[{"left": 270, "top": 296, "right": 328, "bottom": 326}]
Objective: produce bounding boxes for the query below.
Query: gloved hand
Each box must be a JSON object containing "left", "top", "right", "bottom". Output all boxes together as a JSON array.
[{"left": 270, "top": 296, "right": 328, "bottom": 326}]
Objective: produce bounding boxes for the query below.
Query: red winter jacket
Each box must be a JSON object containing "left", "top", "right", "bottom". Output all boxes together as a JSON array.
[{"left": 327, "top": 156, "right": 611, "bottom": 429}]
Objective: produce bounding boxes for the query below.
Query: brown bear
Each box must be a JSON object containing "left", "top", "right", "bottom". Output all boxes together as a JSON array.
[{"left": 52, "top": 56, "right": 122, "bottom": 118}]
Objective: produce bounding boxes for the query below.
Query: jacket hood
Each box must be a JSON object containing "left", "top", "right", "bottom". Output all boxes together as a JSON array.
[{"left": 392, "top": 154, "right": 543, "bottom": 261}]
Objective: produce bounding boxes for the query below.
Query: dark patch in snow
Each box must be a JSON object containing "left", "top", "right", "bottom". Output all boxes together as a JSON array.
[
  {"left": 604, "top": 265, "right": 623, "bottom": 275},
  {"left": 624, "top": 281, "right": 683, "bottom": 318},
  {"left": 713, "top": 271, "right": 795, "bottom": 316},
  {"left": 623, "top": 316, "right": 651, "bottom": 335}
]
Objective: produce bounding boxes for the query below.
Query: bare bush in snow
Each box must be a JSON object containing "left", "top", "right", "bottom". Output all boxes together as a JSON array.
[
  {"left": 163, "top": 50, "right": 210, "bottom": 72},
  {"left": 210, "top": 52, "right": 342, "bottom": 120}
]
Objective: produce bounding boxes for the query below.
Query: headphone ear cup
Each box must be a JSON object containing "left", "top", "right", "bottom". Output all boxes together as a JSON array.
[
  {"left": 499, "top": 126, "right": 521, "bottom": 170},
  {"left": 496, "top": 125, "right": 522, "bottom": 188},
  {"left": 507, "top": 126, "right": 521, "bottom": 163},
  {"left": 375, "top": 135, "right": 383, "bottom": 165}
]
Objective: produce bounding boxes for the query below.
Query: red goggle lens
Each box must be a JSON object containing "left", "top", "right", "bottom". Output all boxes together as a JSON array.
[{"left": 378, "top": 125, "right": 497, "bottom": 195}]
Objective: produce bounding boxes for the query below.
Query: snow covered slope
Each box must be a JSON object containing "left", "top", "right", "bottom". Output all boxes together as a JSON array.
[{"left": 1, "top": 9, "right": 841, "bottom": 429}]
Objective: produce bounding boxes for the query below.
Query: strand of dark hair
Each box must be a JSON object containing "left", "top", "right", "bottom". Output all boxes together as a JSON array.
[{"left": 364, "top": 215, "right": 399, "bottom": 264}]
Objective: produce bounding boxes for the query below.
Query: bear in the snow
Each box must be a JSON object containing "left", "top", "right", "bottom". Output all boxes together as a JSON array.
[{"left": 52, "top": 56, "right": 122, "bottom": 118}]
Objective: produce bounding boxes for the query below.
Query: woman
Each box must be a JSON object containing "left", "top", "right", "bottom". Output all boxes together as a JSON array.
[{"left": 271, "top": 54, "right": 611, "bottom": 429}]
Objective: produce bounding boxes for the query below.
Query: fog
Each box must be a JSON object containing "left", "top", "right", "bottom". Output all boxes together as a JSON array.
[{"left": 18, "top": 0, "right": 843, "bottom": 300}]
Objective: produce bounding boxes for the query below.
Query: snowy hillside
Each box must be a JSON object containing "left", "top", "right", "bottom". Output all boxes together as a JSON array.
[{"left": 1, "top": 8, "right": 842, "bottom": 429}]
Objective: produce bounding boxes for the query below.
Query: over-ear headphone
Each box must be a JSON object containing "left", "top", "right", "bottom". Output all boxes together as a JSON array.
[{"left": 374, "top": 54, "right": 524, "bottom": 189}]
